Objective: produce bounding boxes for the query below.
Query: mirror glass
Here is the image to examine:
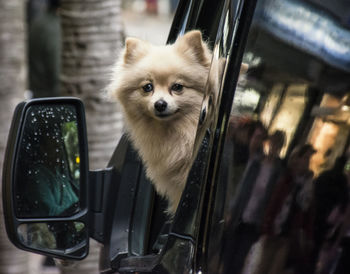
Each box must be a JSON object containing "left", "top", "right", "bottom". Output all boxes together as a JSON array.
[
  {"left": 17, "top": 221, "right": 86, "bottom": 252},
  {"left": 15, "top": 104, "right": 81, "bottom": 218}
]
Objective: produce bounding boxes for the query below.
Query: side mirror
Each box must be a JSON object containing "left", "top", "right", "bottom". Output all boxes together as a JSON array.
[{"left": 2, "top": 98, "right": 89, "bottom": 260}]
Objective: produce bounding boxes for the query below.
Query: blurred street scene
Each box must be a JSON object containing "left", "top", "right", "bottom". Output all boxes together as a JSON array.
[{"left": 122, "top": 0, "right": 174, "bottom": 45}]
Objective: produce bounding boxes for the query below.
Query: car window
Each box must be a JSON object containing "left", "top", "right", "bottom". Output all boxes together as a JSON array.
[{"left": 207, "top": 0, "right": 350, "bottom": 273}]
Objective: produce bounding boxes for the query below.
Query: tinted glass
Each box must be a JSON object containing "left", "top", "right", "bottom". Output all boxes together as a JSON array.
[
  {"left": 15, "top": 104, "right": 80, "bottom": 218},
  {"left": 208, "top": 0, "right": 350, "bottom": 273}
]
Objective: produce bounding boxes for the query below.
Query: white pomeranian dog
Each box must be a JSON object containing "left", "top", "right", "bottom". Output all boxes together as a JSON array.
[{"left": 108, "top": 30, "right": 247, "bottom": 215}]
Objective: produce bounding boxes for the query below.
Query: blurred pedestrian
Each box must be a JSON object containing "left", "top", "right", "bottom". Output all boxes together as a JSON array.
[
  {"left": 146, "top": 0, "right": 158, "bottom": 14},
  {"left": 28, "top": 0, "right": 61, "bottom": 98}
]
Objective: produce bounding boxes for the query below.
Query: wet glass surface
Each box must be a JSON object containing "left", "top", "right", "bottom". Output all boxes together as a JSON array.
[
  {"left": 17, "top": 221, "right": 86, "bottom": 252},
  {"left": 15, "top": 104, "right": 81, "bottom": 218},
  {"left": 206, "top": 0, "right": 350, "bottom": 273}
]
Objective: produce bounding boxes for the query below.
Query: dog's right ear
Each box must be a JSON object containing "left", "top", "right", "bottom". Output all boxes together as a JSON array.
[
  {"left": 175, "top": 30, "right": 211, "bottom": 67},
  {"left": 124, "top": 37, "right": 148, "bottom": 64}
]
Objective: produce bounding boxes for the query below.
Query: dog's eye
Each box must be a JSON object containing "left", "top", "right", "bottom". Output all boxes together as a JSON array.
[
  {"left": 171, "top": 83, "right": 183, "bottom": 92},
  {"left": 143, "top": 83, "right": 153, "bottom": 93}
]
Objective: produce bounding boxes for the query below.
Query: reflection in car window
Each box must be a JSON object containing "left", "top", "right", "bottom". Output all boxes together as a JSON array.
[{"left": 207, "top": 0, "right": 350, "bottom": 273}]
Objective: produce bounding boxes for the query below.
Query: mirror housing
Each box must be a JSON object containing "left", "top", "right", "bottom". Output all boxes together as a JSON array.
[{"left": 2, "top": 98, "right": 89, "bottom": 260}]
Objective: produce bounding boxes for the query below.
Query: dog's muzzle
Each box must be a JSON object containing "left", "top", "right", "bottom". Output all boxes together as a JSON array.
[{"left": 154, "top": 99, "right": 179, "bottom": 118}]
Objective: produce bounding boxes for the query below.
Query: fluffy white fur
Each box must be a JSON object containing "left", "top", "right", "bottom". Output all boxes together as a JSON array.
[{"left": 107, "top": 30, "right": 211, "bottom": 214}]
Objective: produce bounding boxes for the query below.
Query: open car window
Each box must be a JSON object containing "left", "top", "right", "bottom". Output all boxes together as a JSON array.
[{"left": 207, "top": 0, "right": 350, "bottom": 273}]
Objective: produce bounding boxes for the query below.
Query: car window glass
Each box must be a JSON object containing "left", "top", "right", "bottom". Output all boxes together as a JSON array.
[{"left": 207, "top": 0, "right": 350, "bottom": 273}]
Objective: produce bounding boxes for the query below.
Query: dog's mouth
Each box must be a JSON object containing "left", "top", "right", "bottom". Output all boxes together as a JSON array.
[{"left": 154, "top": 109, "right": 180, "bottom": 119}]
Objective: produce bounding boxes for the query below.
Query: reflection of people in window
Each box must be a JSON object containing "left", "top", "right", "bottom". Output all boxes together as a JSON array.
[
  {"left": 226, "top": 118, "right": 267, "bottom": 196},
  {"left": 259, "top": 144, "right": 316, "bottom": 274},
  {"left": 242, "top": 130, "right": 286, "bottom": 226},
  {"left": 313, "top": 156, "right": 349, "bottom": 273},
  {"left": 223, "top": 126, "right": 286, "bottom": 274}
]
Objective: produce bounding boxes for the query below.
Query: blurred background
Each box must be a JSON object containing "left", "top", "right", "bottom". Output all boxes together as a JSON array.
[{"left": 0, "top": 0, "right": 177, "bottom": 273}]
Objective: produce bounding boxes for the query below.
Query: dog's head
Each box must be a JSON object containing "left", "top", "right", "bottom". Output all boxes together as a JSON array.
[{"left": 109, "top": 30, "right": 212, "bottom": 122}]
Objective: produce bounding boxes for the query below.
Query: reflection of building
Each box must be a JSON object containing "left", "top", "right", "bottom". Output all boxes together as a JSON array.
[
  {"left": 239, "top": 81, "right": 350, "bottom": 175},
  {"left": 308, "top": 94, "right": 350, "bottom": 176},
  {"left": 229, "top": 0, "right": 350, "bottom": 182},
  {"left": 261, "top": 84, "right": 308, "bottom": 157},
  {"left": 236, "top": 79, "right": 350, "bottom": 176}
]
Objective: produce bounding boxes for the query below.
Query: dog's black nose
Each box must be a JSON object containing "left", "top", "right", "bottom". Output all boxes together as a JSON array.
[{"left": 154, "top": 100, "right": 167, "bottom": 112}]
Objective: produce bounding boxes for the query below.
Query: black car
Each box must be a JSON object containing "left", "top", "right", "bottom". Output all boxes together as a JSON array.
[{"left": 3, "top": 0, "right": 350, "bottom": 273}]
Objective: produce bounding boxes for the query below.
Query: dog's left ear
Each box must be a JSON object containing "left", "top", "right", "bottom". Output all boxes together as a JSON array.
[
  {"left": 175, "top": 30, "right": 211, "bottom": 67},
  {"left": 124, "top": 37, "right": 149, "bottom": 64}
]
